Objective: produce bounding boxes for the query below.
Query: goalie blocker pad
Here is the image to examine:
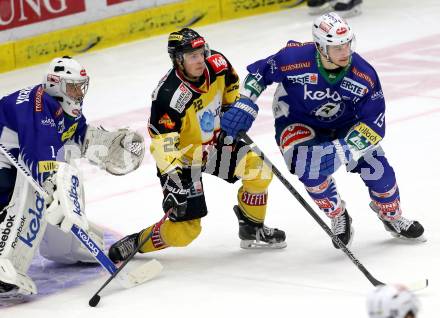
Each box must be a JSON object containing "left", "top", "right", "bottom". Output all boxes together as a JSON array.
[{"left": 82, "top": 125, "right": 145, "bottom": 175}]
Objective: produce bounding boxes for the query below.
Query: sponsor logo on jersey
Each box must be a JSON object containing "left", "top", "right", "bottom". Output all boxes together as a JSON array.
[
  {"left": 199, "top": 110, "right": 215, "bottom": 133},
  {"left": 57, "top": 118, "right": 65, "bottom": 133},
  {"left": 304, "top": 86, "right": 342, "bottom": 101},
  {"left": 55, "top": 106, "right": 63, "bottom": 118},
  {"left": 241, "top": 191, "right": 267, "bottom": 206},
  {"left": 279, "top": 123, "right": 315, "bottom": 153},
  {"left": 38, "top": 160, "right": 59, "bottom": 173},
  {"left": 0, "top": 215, "right": 15, "bottom": 255},
  {"left": 352, "top": 122, "right": 382, "bottom": 145},
  {"left": 208, "top": 54, "right": 228, "bottom": 73},
  {"left": 352, "top": 67, "right": 375, "bottom": 88},
  {"left": 312, "top": 102, "right": 345, "bottom": 122},
  {"left": 170, "top": 83, "right": 192, "bottom": 113},
  {"left": 267, "top": 57, "right": 277, "bottom": 74},
  {"left": 69, "top": 176, "right": 82, "bottom": 217},
  {"left": 188, "top": 180, "right": 204, "bottom": 198},
  {"left": 340, "top": 77, "right": 368, "bottom": 97},
  {"left": 280, "top": 61, "right": 311, "bottom": 72},
  {"left": 286, "top": 42, "right": 311, "bottom": 48},
  {"left": 159, "top": 113, "right": 176, "bottom": 130},
  {"left": 371, "top": 90, "right": 384, "bottom": 101},
  {"left": 151, "top": 71, "right": 171, "bottom": 101},
  {"left": 19, "top": 193, "right": 44, "bottom": 248},
  {"left": 41, "top": 117, "right": 56, "bottom": 127},
  {"left": 75, "top": 227, "right": 99, "bottom": 257},
  {"left": 287, "top": 73, "right": 318, "bottom": 85},
  {"left": 61, "top": 122, "right": 78, "bottom": 141},
  {"left": 244, "top": 73, "right": 265, "bottom": 97},
  {"left": 34, "top": 86, "right": 44, "bottom": 112},
  {"left": 16, "top": 86, "right": 32, "bottom": 105}
]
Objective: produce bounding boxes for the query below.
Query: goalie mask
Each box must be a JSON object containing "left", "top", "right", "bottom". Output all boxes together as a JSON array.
[
  {"left": 43, "top": 56, "right": 89, "bottom": 118},
  {"left": 312, "top": 12, "right": 355, "bottom": 59},
  {"left": 367, "top": 285, "right": 420, "bottom": 318}
]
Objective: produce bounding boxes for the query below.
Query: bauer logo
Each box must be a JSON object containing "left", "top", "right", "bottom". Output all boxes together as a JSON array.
[
  {"left": 19, "top": 194, "right": 45, "bottom": 248},
  {"left": 287, "top": 73, "right": 318, "bottom": 85},
  {"left": 69, "top": 176, "right": 82, "bottom": 216},
  {"left": 76, "top": 228, "right": 99, "bottom": 257}
]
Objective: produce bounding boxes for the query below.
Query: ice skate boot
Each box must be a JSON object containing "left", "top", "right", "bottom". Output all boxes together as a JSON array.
[
  {"left": 369, "top": 202, "right": 426, "bottom": 242},
  {"left": 307, "top": 0, "right": 335, "bottom": 15},
  {"left": 234, "top": 205, "right": 286, "bottom": 249},
  {"left": 108, "top": 232, "right": 140, "bottom": 263},
  {"left": 331, "top": 209, "right": 354, "bottom": 249},
  {"left": 333, "top": 0, "right": 362, "bottom": 17}
]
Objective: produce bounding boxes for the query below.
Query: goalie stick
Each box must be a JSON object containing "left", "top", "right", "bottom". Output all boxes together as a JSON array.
[
  {"left": 0, "top": 143, "right": 163, "bottom": 293},
  {"left": 237, "top": 133, "right": 428, "bottom": 292}
]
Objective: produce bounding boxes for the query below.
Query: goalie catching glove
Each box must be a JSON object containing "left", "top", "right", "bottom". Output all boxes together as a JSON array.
[
  {"left": 82, "top": 125, "right": 145, "bottom": 175},
  {"left": 43, "top": 162, "right": 88, "bottom": 233}
]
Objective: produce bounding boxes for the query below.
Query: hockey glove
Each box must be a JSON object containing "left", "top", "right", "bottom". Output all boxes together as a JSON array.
[
  {"left": 162, "top": 173, "right": 189, "bottom": 219},
  {"left": 220, "top": 97, "right": 259, "bottom": 139}
]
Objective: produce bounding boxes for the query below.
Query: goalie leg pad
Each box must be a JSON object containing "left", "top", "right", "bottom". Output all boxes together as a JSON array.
[
  {"left": 39, "top": 221, "right": 104, "bottom": 264},
  {"left": 0, "top": 173, "right": 49, "bottom": 295}
]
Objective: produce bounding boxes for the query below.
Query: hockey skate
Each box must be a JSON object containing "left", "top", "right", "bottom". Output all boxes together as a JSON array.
[
  {"left": 108, "top": 232, "right": 140, "bottom": 263},
  {"left": 234, "top": 205, "right": 286, "bottom": 249},
  {"left": 369, "top": 202, "right": 426, "bottom": 242},
  {"left": 307, "top": 0, "right": 335, "bottom": 15},
  {"left": 331, "top": 209, "right": 354, "bottom": 249},
  {"left": 333, "top": 0, "right": 362, "bottom": 18}
]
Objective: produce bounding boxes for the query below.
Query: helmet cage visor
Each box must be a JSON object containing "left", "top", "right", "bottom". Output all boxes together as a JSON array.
[{"left": 60, "top": 77, "right": 89, "bottom": 104}]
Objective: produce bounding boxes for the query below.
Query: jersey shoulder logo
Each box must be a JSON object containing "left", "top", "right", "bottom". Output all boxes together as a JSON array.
[
  {"left": 206, "top": 54, "right": 228, "bottom": 73},
  {"left": 170, "top": 83, "right": 193, "bottom": 113}
]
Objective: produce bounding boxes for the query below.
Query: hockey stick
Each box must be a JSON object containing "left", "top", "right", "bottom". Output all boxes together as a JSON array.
[
  {"left": 237, "top": 133, "right": 428, "bottom": 290},
  {"left": 89, "top": 208, "right": 172, "bottom": 307},
  {"left": 0, "top": 143, "right": 162, "bottom": 291}
]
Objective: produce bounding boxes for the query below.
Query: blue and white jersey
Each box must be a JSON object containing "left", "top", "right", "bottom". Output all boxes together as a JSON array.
[
  {"left": 0, "top": 85, "right": 87, "bottom": 184},
  {"left": 245, "top": 41, "right": 386, "bottom": 152}
]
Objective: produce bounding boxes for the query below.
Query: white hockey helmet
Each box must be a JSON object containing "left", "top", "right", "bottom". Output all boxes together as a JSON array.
[
  {"left": 367, "top": 285, "right": 420, "bottom": 318},
  {"left": 43, "top": 56, "right": 89, "bottom": 118},
  {"left": 312, "top": 12, "right": 355, "bottom": 57}
]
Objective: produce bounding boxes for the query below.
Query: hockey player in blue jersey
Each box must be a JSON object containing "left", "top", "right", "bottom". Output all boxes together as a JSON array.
[
  {"left": 220, "top": 12, "right": 425, "bottom": 248},
  {"left": 0, "top": 56, "right": 145, "bottom": 295}
]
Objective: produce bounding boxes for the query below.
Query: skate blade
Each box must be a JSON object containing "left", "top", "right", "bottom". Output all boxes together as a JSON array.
[
  {"left": 240, "top": 240, "right": 287, "bottom": 249},
  {"left": 308, "top": 2, "right": 334, "bottom": 15},
  {"left": 389, "top": 232, "right": 427, "bottom": 243},
  {"left": 336, "top": 5, "right": 362, "bottom": 18}
]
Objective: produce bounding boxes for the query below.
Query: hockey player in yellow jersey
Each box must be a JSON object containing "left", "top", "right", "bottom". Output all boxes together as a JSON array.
[{"left": 109, "top": 28, "right": 286, "bottom": 262}]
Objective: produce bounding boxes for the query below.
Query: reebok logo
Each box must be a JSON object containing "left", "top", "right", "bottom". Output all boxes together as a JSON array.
[{"left": 0, "top": 215, "right": 16, "bottom": 255}]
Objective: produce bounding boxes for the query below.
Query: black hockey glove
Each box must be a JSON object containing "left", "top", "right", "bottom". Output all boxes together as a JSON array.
[{"left": 162, "top": 172, "right": 190, "bottom": 219}]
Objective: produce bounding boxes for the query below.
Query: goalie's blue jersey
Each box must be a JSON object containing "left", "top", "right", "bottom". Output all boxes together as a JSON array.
[
  {"left": 0, "top": 85, "right": 87, "bottom": 184},
  {"left": 245, "top": 41, "right": 386, "bottom": 151}
]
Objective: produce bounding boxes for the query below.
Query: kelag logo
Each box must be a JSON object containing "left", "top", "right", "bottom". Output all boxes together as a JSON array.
[
  {"left": 69, "top": 176, "right": 82, "bottom": 216},
  {"left": 19, "top": 194, "right": 44, "bottom": 248},
  {"left": 76, "top": 228, "right": 99, "bottom": 257}
]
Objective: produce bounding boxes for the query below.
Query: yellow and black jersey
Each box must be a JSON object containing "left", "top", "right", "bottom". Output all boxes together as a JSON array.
[{"left": 149, "top": 50, "right": 240, "bottom": 174}]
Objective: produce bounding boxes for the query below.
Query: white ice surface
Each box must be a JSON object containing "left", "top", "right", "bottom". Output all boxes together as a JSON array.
[{"left": 1, "top": 0, "right": 439, "bottom": 316}]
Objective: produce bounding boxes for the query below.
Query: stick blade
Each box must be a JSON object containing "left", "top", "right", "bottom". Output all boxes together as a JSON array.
[
  {"left": 405, "top": 279, "right": 428, "bottom": 292},
  {"left": 117, "top": 259, "right": 163, "bottom": 289}
]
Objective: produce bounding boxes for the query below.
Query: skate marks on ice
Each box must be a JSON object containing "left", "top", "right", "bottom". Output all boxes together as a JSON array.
[{"left": 0, "top": 232, "right": 119, "bottom": 309}]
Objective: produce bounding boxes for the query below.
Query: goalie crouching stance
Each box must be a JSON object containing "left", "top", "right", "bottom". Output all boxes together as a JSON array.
[
  {"left": 0, "top": 56, "right": 144, "bottom": 295},
  {"left": 109, "top": 28, "right": 286, "bottom": 263}
]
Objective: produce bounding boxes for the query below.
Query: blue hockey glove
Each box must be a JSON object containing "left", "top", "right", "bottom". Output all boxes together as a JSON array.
[
  {"left": 220, "top": 97, "right": 259, "bottom": 139},
  {"left": 305, "top": 140, "right": 351, "bottom": 177}
]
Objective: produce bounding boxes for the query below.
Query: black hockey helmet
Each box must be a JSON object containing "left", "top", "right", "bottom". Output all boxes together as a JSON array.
[{"left": 167, "top": 28, "right": 209, "bottom": 65}]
